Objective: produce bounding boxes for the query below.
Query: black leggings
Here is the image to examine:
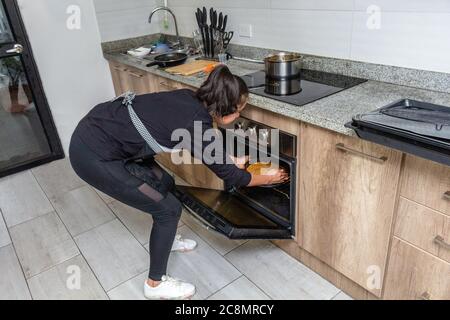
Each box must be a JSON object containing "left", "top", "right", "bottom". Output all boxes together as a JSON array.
[{"left": 69, "top": 133, "right": 182, "bottom": 281}]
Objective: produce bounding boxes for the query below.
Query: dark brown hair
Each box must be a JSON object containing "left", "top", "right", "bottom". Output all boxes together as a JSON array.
[{"left": 196, "top": 65, "right": 249, "bottom": 117}]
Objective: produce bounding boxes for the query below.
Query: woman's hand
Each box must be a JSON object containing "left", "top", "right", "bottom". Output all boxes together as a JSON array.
[
  {"left": 247, "top": 168, "right": 290, "bottom": 187},
  {"left": 265, "top": 168, "right": 290, "bottom": 185}
]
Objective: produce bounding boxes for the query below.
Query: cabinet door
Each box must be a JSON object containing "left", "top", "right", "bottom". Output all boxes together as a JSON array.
[
  {"left": 149, "top": 75, "right": 181, "bottom": 92},
  {"left": 126, "top": 67, "right": 151, "bottom": 95},
  {"left": 300, "top": 124, "right": 403, "bottom": 297},
  {"left": 108, "top": 62, "right": 131, "bottom": 95},
  {"left": 384, "top": 238, "right": 450, "bottom": 300}
]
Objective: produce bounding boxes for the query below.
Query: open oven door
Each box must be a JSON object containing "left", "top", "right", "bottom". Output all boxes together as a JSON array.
[{"left": 173, "top": 185, "right": 293, "bottom": 240}]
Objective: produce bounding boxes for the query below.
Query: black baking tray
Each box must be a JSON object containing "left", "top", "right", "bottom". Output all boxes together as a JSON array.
[{"left": 347, "top": 99, "right": 450, "bottom": 166}]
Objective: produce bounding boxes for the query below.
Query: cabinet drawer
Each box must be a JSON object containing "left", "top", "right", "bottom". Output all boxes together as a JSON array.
[
  {"left": 400, "top": 155, "right": 450, "bottom": 216},
  {"left": 149, "top": 75, "right": 182, "bottom": 92},
  {"left": 384, "top": 238, "right": 450, "bottom": 300},
  {"left": 395, "top": 197, "right": 449, "bottom": 262}
]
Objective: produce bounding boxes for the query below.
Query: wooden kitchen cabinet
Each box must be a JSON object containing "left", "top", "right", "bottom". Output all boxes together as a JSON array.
[
  {"left": 395, "top": 197, "right": 449, "bottom": 263},
  {"left": 384, "top": 238, "right": 450, "bottom": 300},
  {"left": 109, "top": 62, "right": 130, "bottom": 95},
  {"left": 126, "top": 67, "right": 152, "bottom": 95},
  {"left": 299, "top": 123, "right": 403, "bottom": 297},
  {"left": 149, "top": 74, "right": 184, "bottom": 92},
  {"left": 108, "top": 62, "right": 152, "bottom": 95},
  {"left": 400, "top": 155, "right": 450, "bottom": 216}
]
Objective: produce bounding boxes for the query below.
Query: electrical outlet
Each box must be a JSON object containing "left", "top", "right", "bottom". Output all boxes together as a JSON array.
[{"left": 239, "top": 24, "right": 253, "bottom": 38}]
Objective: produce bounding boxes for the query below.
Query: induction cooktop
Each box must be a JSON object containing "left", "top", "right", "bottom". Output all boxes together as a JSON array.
[{"left": 241, "top": 69, "right": 367, "bottom": 107}]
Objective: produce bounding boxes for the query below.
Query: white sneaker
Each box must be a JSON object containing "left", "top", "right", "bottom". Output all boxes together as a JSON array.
[
  {"left": 171, "top": 235, "right": 197, "bottom": 252},
  {"left": 144, "top": 276, "right": 196, "bottom": 300}
]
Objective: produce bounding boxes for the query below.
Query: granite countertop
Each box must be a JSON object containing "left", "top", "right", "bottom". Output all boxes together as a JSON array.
[{"left": 104, "top": 51, "right": 450, "bottom": 136}]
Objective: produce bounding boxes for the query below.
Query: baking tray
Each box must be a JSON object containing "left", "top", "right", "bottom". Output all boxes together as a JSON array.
[{"left": 347, "top": 99, "right": 450, "bottom": 166}]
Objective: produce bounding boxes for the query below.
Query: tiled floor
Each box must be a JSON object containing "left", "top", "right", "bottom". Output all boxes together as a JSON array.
[{"left": 0, "top": 159, "right": 353, "bottom": 300}]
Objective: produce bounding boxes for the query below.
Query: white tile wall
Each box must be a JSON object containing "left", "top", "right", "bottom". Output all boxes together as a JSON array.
[
  {"left": 93, "top": 0, "right": 159, "bottom": 42},
  {"left": 351, "top": 11, "right": 450, "bottom": 73},
  {"left": 354, "top": 0, "right": 450, "bottom": 13},
  {"left": 113, "top": 0, "right": 450, "bottom": 73}
]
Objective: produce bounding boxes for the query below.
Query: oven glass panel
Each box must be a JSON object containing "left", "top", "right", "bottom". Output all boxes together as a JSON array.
[
  {"left": 177, "top": 186, "right": 280, "bottom": 228},
  {"left": 237, "top": 184, "right": 291, "bottom": 223}
]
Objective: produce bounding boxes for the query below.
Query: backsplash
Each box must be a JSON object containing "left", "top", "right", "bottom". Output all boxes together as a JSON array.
[
  {"left": 154, "top": 0, "right": 450, "bottom": 74},
  {"left": 93, "top": 0, "right": 160, "bottom": 42}
]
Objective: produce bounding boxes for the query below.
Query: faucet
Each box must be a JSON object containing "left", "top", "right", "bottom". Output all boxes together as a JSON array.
[{"left": 149, "top": 6, "right": 183, "bottom": 49}]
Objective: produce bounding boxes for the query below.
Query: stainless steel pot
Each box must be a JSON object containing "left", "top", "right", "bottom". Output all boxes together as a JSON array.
[{"left": 264, "top": 52, "right": 301, "bottom": 79}]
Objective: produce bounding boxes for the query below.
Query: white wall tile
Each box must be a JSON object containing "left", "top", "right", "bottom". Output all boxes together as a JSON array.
[
  {"left": 270, "top": 0, "right": 354, "bottom": 11},
  {"left": 355, "top": 0, "right": 450, "bottom": 13},
  {"left": 212, "top": 8, "right": 273, "bottom": 49},
  {"left": 197, "top": 0, "right": 271, "bottom": 9},
  {"left": 351, "top": 12, "right": 450, "bottom": 73},
  {"left": 167, "top": 0, "right": 200, "bottom": 7},
  {"left": 94, "top": 0, "right": 158, "bottom": 41},
  {"left": 161, "top": 6, "right": 199, "bottom": 37},
  {"left": 96, "top": 6, "right": 159, "bottom": 42},
  {"left": 93, "top": 0, "right": 151, "bottom": 12},
  {"left": 269, "top": 10, "right": 353, "bottom": 59}
]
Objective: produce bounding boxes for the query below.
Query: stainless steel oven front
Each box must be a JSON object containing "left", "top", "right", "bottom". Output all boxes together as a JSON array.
[{"left": 174, "top": 117, "right": 297, "bottom": 240}]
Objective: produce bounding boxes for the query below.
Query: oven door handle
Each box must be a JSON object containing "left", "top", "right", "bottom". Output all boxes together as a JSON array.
[{"left": 182, "top": 204, "right": 224, "bottom": 236}]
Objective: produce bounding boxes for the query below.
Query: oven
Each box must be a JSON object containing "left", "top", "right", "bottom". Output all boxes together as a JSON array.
[{"left": 173, "top": 116, "right": 297, "bottom": 240}]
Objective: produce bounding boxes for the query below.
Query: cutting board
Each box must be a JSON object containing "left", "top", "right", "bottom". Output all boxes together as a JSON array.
[{"left": 165, "top": 60, "right": 219, "bottom": 76}]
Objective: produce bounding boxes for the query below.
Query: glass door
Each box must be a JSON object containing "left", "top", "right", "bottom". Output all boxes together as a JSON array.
[{"left": 0, "top": 0, "right": 63, "bottom": 177}]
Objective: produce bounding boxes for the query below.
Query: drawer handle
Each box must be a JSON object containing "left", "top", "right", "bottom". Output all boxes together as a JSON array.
[
  {"left": 335, "top": 143, "right": 388, "bottom": 163},
  {"left": 113, "top": 66, "right": 127, "bottom": 72},
  {"left": 160, "top": 81, "right": 176, "bottom": 90},
  {"left": 129, "top": 72, "right": 144, "bottom": 78},
  {"left": 418, "top": 292, "right": 432, "bottom": 300},
  {"left": 434, "top": 235, "right": 450, "bottom": 250},
  {"left": 443, "top": 191, "right": 450, "bottom": 201}
]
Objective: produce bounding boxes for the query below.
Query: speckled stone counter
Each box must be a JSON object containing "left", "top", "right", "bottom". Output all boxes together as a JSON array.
[{"left": 104, "top": 51, "right": 450, "bottom": 137}]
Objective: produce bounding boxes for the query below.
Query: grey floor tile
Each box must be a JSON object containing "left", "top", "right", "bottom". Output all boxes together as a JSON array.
[
  {"left": 74, "top": 219, "right": 148, "bottom": 291},
  {"left": 0, "top": 211, "right": 11, "bottom": 248},
  {"left": 108, "top": 201, "right": 153, "bottom": 245},
  {"left": 182, "top": 212, "right": 247, "bottom": 256},
  {"left": 27, "top": 255, "right": 108, "bottom": 300},
  {"left": 10, "top": 212, "right": 79, "bottom": 278},
  {"left": 107, "top": 271, "right": 148, "bottom": 300},
  {"left": 332, "top": 291, "right": 353, "bottom": 300},
  {"left": 52, "top": 186, "right": 115, "bottom": 236},
  {"left": 32, "top": 159, "right": 86, "bottom": 200},
  {"left": 94, "top": 188, "right": 115, "bottom": 204},
  {"left": 0, "top": 171, "right": 53, "bottom": 227},
  {"left": 225, "top": 240, "right": 340, "bottom": 300},
  {"left": 0, "top": 245, "right": 32, "bottom": 300},
  {"left": 167, "top": 225, "right": 241, "bottom": 300},
  {"left": 208, "top": 276, "right": 271, "bottom": 300}
]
